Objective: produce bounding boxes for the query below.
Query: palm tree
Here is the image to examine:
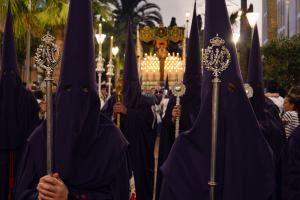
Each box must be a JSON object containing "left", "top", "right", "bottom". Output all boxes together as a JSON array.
[
  {"left": 111, "top": 0, "right": 162, "bottom": 79},
  {"left": 267, "top": 0, "right": 277, "bottom": 40},
  {"left": 113, "top": 0, "right": 162, "bottom": 29},
  {"left": 34, "top": 0, "right": 113, "bottom": 82},
  {"left": 0, "top": 0, "right": 43, "bottom": 38},
  {"left": 240, "top": 0, "right": 248, "bottom": 82}
]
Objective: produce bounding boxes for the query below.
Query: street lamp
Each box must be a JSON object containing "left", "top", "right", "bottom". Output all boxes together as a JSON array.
[
  {"left": 95, "top": 34, "right": 106, "bottom": 44},
  {"left": 246, "top": 13, "right": 260, "bottom": 29},
  {"left": 233, "top": 33, "right": 240, "bottom": 45},
  {"left": 112, "top": 47, "right": 119, "bottom": 57},
  {"left": 186, "top": 11, "right": 190, "bottom": 37}
]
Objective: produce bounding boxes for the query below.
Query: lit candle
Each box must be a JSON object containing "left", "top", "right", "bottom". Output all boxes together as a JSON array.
[
  {"left": 110, "top": 36, "right": 113, "bottom": 59},
  {"left": 99, "top": 24, "right": 102, "bottom": 53}
]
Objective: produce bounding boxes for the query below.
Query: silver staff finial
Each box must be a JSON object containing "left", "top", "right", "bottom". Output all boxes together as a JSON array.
[
  {"left": 171, "top": 81, "right": 186, "bottom": 138},
  {"left": 35, "top": 31, "right": 61, "bottom": 176}
]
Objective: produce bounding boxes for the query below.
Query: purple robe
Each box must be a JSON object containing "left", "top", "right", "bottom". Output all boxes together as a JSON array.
[
  {"left": 102, "top": 95, "right": 156, "bottom": 200},
  {"left": 0, "top": 3, "right": 40, "bottom": 199},
  {"left": 280, "top": 125, "right": 300, "bottom": 199},
  {"left": 13, "top": 115, "right": 131, "bottom": 200},
  {"left": 155, "top": 5, "right": 202, "bottom": 199},
  {"left": 159, "top": 0, "right": 276, "bottom": 199},
  {"left": 14, "top": 0, "right": 132, "bottom": 199},
  {"left": 247, "top": 24, "right": 286, "bottom": 160},
  {"left": 102, "top": 18, "right": 156, "bottom": 200}
]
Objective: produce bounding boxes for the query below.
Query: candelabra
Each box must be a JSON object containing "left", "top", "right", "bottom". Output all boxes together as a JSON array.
[
  {"left": 106, "top": 59, "right": 114, "bottom": 96},
  {"left": 95, "top": 52, "right": 105, "bottom": 97}
]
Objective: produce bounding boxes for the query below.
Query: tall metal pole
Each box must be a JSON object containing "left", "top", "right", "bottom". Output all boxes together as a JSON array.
[
  {"left": 203, "top": 34, "right": 231, "bottom": 200},
  {"left": 35, "top": 32, "right": 62, "bottom": 175},
  {"left": 45, "top": 69, "right": 54, "bottom": 175},
  {"left": 208, "top": 80, "right": 220, "bottom": 200},
  {"left": 25, "top": 0, "right": 31, "bottom": 87}
]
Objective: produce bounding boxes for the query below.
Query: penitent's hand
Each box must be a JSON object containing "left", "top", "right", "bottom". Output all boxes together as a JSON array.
[
  {"left": 37, "top": 173, "right": 69, "bottom": 200},
  {"left": 171, "top": 105, "right": 181, "bottom": 124},
  {"left": 113, "top": 102, "right": 128, "bottom": 117}
]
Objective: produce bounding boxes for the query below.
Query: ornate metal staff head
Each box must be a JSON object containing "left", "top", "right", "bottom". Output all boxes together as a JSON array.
[
  {"left": 171, "top": 81, "right": 186, "bottom": 98},
  {"left": 244, "top": 83, "right": 254, "bottom": 99},
  {"left": 35, "top": 31, "right": 62, "bottom": 80},
  {"left": 203, "top": 34, "right": 231, "bottom": 82}
]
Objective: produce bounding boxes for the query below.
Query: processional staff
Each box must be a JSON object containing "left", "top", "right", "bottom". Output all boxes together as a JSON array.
[
  {"left": 171, "top": 81, "right": 186, "bottom": 138},
  {"left": 203, "top": 33, "right": 230, "bottom": 200},
  {"left": 35, "top": 32, "right": 62, "bottom": 175},
  {"left": 115, "top": 78, "right": 123, "bottom": 128},
  {"left": 96, "top": 24, "right": 105, "bottom": 97}
]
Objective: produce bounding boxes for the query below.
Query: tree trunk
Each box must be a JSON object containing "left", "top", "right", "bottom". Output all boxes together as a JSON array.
[
  {"left": 240, "top": 0, "right": 248, "bottom": 82},
  {"left": 53, "top": 24, "right": 65, "bottom": 84},
  {"left": 267, "top": 0, "right": 278, "bottom": 40}
]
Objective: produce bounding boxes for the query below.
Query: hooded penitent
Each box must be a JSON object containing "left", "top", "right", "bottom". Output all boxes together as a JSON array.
[
  {"left": 165, "top": 75, "right": 169, "bottom": 91},
  {"left": 101, "top": 18, "right": 156, "bottom": 200},
  {"left": 14, "top": 0, "right": 131, "bottom": 199},
  {"left": 155, "top": 4, "right": 202, "bottom": 200},
  {"left": 0, "top": 2, "right": 40, "bottom": 200},
  {"left": 280, "top": 124, "right": 300, "bottom": 199},
  {"left": 159, "top": 0, "right": 276, "bottom": 199},
  {"left": 247, "top": 24, "right": 285, "bottom": 159},
  {"left": 121, "top": 18, "right": 141, "bottom": 110}
]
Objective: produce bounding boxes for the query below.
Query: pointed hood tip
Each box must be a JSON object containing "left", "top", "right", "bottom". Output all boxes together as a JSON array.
[
  {"left": 1, "top": 0, "right": 19, "bottom": 77},
  {"left": 58, "top": 0, "right": 96, "bottom": 84},
  {"left": 122, "top": 16, "right": 139, "bottom": 81},
  {"left": 183, "top": 2, "right": 202, "bottom": 84}
]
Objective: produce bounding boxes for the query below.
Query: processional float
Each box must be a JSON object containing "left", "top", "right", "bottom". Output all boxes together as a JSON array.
[
  {"left": 203, "top": 34, "right": 230, "bottom": 200},
  {"left": 137, "top": 25, "right": 186, "bottom": 89},
  {"left": 35, "top": 32, "right": 62, "bottom": 175}
]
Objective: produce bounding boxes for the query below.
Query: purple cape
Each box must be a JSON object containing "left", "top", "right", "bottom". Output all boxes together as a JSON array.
[
  {"left": 280, "top": 124, "right": 300, "bottom": 199},
  {"left": 14, "top": 0, "right": 131, "bottom": 199},
  {"left": 155, "top": 4, "right": 202, "bottom": 199},
  {"left": 247, "top": 24, "right": 285, "bottom": 160},
  {"left": 13, "top": 115, "right": 131, "bottom": 200},
  {"left": 101, "top": 18, "right": 157, "bottom": 200},
  {"left": 159, "top": 0, "right": 276, "bottom": 199},
  {"left": 0, "top": 3, "right": 40, "bottom": 200}
]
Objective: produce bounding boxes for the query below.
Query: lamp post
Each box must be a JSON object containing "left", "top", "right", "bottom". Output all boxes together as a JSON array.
[
  {"left": 233, "top": 33, "right": 240, "bottom": 46},
  {"left": 95, "top": 24, "right": 106, "bottom": 97},
  {"left": 246, "top": 13, "right": 260, "bottom": 35},
  {"left": 186, "top": 11, "right": 190, "bottom": 38}
]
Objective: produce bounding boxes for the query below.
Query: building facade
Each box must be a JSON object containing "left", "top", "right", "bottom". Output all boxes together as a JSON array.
[{"left": 262, "top": 0, "right": 300, "bottom": 46}]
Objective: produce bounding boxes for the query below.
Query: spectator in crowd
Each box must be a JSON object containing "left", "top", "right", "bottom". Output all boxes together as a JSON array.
[
  {"left": 289, "top": 85, "right": 300, "bottom": 95},
  {"left": 34, "top": 90, "right": 44, "bottom": 104},
  {"left": 52, "top": 82, "right": 57, "bottom": 94},
  {"left": 277, "top": 87, "right": 287, "bottom": 98},
  {"left": 22, "top": 82, "right": 27, "bottom": 87},
  {"left": 265, "top": 80, "right": 284, "bottom": 115},
  {"left": 31, "top": 81, "right": 39, "bottom": 92},
  {"left": 144, "top": 87, "right": 160, "bottom": 105},
  {"left": 160, "top": 90, "right": 172, "bottom": 118},
  {"left": 282, "top": 94, "right": 300, "bottom": 138},
  {"left": 100, "top": 84, "right": 108, "bottom": 109}
]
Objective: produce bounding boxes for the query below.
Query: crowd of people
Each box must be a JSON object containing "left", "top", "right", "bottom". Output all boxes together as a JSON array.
[{"left": 0, "top": 0, "right": 300, "bottom": 200}]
